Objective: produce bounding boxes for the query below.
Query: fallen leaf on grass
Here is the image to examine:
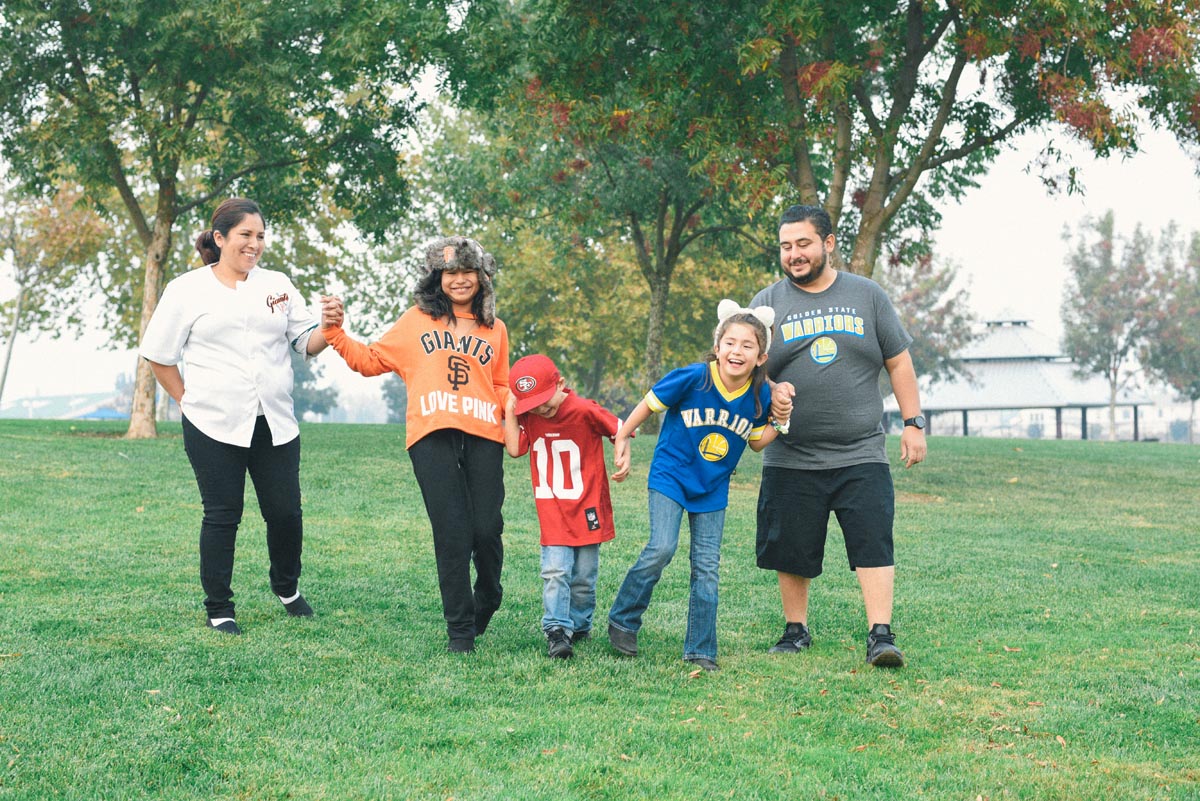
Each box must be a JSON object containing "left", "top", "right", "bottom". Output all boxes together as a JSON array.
[
  {"left": 1056, "top": 735, "right": 1066, "bottom": 747},
  {"left": 991, "top": 682, "right": 1002, "bottom": 688},
  {"left": 619, "top": 754, "right": 632, "bottom": 761},
  {"left": 852, "top": 744, "right": 869, "bottom": 752},
  {"left": 1007, "top": 477, "right": 1019, "bottom": 484},
  {"left": 146, "top": 690, "right": 160, "bottom": 695},
  {"left": 687, "top": 669, "right": 703, "bottom": 679},
  {"left": 1027, "top": 701, "right": 1044, "bottom": 707},
  {"left": 1003, "top": 646, "right": 1022, "bottom": 652},
  {"left": 542, "top": 748, "right": 557, "bottom": 755}
]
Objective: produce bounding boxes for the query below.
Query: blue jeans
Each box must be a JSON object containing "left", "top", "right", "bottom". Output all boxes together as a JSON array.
[
  {"left": 541, "top": 544, "right": 600, "bottom": 636},
  {"left": 608, "top": 490, "right": 727, "bottom": 660}
]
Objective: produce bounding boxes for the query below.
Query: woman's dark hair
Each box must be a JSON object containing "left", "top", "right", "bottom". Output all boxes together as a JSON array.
[
  {"left": 703, "top": 312, "right": 770, "bottom": 418},
  {"left": 194, "top": 198, "right": 264, "bottom": 265},
  {"left": 412, "top": 256, "right": 496, "bottom": 328}
]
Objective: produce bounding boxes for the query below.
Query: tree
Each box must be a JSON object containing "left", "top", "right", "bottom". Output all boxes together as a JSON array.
[
  {"left": 443, "top": 14, "right": 776, "bottom": 406},
  {"left": 1061, "top": 212, "right": 1154, "bottom": 440},
  {"left": 290, "top": 353, "right": 339, "bottom": 421},
  {"left": 1141, "top": 228, "right": 1200, "bottom": 443},
  {"left": 0, "top": 1, "right": 446, "bottom": 438},
  {"left": 875, "top": 243, "right": 978, "bottom": 392},
  {"left": 0, "top": 181, "right": 108, "bottom": 406},
  {"left": 382, "top": 375, "right": 408, "bottom": 424},
  {"left": 459, "top": 0, "right": 1200, "bottom": 280}
]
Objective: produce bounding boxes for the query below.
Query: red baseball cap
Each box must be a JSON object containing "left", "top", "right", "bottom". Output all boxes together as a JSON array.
[{"left": 510, "top": 354, "right": 561, "bottom": 414}]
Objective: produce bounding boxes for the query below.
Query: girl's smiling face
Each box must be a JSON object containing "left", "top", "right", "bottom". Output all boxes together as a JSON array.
[
  {"left": 441, "top": 268, "right": 480, "bottom": 312},
  {"left": 714, "top": 321, "right": 766, "bottom": 387}
]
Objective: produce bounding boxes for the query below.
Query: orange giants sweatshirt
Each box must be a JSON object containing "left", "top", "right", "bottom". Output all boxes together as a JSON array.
[{"left": 324, "top": 306, "right": 510, "bottom": 449}]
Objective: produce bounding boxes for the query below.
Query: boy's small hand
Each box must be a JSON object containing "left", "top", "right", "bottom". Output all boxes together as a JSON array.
[
  {"left": 611, "top": 437, "right": 631, "bottom": 482},
  {"left": 505, "top": 393, "right": 519, "bottom": 419}
]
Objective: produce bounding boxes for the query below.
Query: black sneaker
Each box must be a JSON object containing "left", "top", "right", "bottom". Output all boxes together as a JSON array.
[
  {"left": 282, "top": 595, "right": 313, "bottom": 617},
  {"left": 865, "top": 623, "right": 904, "bottom": 667},
  {"left": 768, "top": 622, "right": 812, "bottom": 653},
  {"left": 607, "top": 623, "right": 637, "bottom": 656},
  {"left": 474, "top": 607, "right": 495, "bottom": 636},
  {"left": 207, "top": 619, "right": 242, "bottom": 636},
  {"left": 447, "top": 637, "right": 475, "bottom": 653},
  {"left": 546, "top": 627, "right": 574, "bottom": 659},
  {"left": 684, "top": 656, "right": 720, "bottom": 672}
]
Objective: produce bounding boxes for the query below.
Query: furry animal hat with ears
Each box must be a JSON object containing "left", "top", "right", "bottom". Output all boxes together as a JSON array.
[
  {"left": 420, "top": 235, "right": 497, "bottom": 325},
  {"left": 714, "top": 298, "right": 775, "bottom": 352}
]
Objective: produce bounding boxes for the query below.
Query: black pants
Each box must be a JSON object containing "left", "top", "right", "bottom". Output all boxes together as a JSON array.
[
  {"left": 408, "top": 429, "right": 505, "bottom": 639},
  {"left": 182, "top": 415, "right": 303, "bottom": 619}
]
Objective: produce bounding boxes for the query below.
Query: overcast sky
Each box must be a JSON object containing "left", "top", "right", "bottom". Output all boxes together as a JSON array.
[{"left": 2, "top": 126, "right": 1198, "bottom": 401}]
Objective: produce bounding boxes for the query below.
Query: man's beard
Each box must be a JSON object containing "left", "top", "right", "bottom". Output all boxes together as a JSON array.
[{"left": 787, "top": 252, "right": 826, "bottom": 286}]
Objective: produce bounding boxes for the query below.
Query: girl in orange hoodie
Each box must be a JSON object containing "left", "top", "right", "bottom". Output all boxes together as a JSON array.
[{"left": 322, "top": 237, "right": 509, "bottom": 653}]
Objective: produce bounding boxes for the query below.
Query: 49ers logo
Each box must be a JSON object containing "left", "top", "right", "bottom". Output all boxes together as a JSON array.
[{"left": 515, "top": 376, "right": 537, "bottom": 393}]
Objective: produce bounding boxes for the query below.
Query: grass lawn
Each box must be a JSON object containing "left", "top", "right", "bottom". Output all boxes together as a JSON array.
[{"left": 1, "top": 420, "right": 1197, "bottom": 800}]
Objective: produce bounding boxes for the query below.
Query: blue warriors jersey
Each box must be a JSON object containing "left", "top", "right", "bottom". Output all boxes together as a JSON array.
[{"left": 645, "top": 361, "right": 771, "bottom": 513}]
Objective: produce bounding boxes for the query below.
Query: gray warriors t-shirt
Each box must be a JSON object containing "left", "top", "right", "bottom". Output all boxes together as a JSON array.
[{"left": 752, "top": 271, "right": 912, "bottom": 470}]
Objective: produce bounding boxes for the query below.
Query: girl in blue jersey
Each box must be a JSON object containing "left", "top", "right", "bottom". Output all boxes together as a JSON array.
[{"left": 607, "top": 300, "right": 791, "bottom": 671}]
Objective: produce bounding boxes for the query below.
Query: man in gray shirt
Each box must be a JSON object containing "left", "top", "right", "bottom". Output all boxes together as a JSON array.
[{"left": 752, "top": 204, "right": 926, "bottom": 667}]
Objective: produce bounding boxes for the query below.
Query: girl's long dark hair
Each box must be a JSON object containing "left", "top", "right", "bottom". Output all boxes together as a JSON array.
[
  {"left": 413, "top": 260, "right": 495, "bottom": 327},
  {"left": 703, "top": 313, "right": 770, "bottom": 419}
]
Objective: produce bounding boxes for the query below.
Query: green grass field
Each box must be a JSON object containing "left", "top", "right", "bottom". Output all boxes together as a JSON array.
[{"left": 1, "top": 420, "right": 1197, "bottom": 800}]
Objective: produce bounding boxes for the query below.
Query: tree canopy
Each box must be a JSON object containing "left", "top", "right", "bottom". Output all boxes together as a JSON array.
[
  {"left": 0, "top": 0, "right": 449, "bottom": 436},
  {"left": 456, "top": 0, "right": 1200, "bottom": 278}
]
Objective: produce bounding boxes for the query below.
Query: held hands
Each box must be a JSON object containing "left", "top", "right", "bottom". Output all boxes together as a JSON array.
[
  {"left": 611, "top": 436, "right": 631, "bottom": 483},
  {"left": 319, "top": 295, "right": 344, "bottom": 330},
  {"left": 770, "top": 381, "right": 795, "bottom": 429}
]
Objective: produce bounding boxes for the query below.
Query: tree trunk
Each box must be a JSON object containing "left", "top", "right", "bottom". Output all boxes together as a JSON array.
[
  {"left": 0, "top": 285, "right": 26, "bottom": 406},
  {"left": 1190, "top": 398, "right": 1196, "bottom": 445},
  {"left": 125, "top": 214, "right": 175, "bottom": 439},
  {"left": 641, "top": 275, "right": 671, "bottom": 435},
  {"left": 1107, "top": 382, "right": 1118, "bottom": 442}
]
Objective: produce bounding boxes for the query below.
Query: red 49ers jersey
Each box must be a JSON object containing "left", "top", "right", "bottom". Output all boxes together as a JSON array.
[{"left": 514, "top": 390, "right": 620, "bottom": 546}]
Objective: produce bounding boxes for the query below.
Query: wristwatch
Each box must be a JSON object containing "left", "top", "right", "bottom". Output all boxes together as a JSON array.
[{"left": 903, "top": 415, "right": 926, "bottom": 430}]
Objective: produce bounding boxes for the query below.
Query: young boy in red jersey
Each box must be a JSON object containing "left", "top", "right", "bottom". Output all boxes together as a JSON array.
[{"left": 504, "top": 355, "right": 621, "bottom": 659}]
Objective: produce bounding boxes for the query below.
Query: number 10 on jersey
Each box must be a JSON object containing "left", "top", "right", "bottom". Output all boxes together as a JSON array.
[{"left": 531, "top": 438, "right": 584, "bottom": 501}]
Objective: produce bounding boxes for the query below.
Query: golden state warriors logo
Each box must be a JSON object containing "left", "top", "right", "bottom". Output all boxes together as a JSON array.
[
  {"left": 810, "top": 336, "right": 837, "bottom": 365},
  {"left": 698, "top": 433, "right": 729, "bottom": 462}
]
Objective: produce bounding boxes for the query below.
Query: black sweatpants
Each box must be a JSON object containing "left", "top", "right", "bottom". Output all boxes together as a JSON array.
[
  {"left": 182, "top": 415, "right": 303, "bottom": 619},
  {"left": 407, "top": 429, "right": 505, "bottom": 640}
]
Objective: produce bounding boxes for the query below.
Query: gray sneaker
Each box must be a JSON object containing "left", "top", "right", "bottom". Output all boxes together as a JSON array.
[
  {"left": 768, "top": 622, "right": 811, "bottom": 653},
  {"left": 546, "top": 627, "right": 574, "bottom": 659},
  {"left": 607, "top": 623, "right": 637, "bottom": 656},
  {"left": 865, "top": 623, "right": 904, "bottom": 667}
]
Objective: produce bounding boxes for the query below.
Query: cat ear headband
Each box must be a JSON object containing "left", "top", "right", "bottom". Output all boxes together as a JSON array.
[{"left": 715, "top": 298, "right": 775, "bottom": 352}]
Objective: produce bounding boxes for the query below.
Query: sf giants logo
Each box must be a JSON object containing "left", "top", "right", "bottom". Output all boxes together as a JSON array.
[
  {"left": 447, "top": 355, "right": 471, "bottom": 390},
  {"left": 266, "top": 293, "right": 289, "bottom": 313}
]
